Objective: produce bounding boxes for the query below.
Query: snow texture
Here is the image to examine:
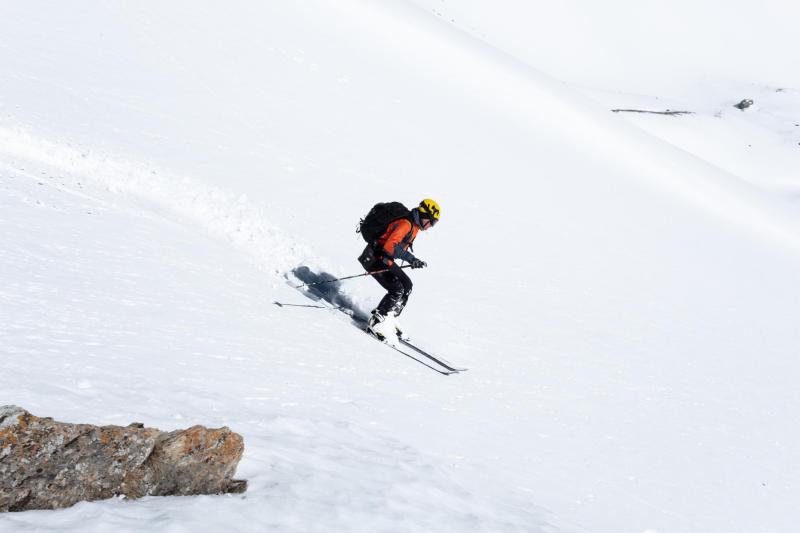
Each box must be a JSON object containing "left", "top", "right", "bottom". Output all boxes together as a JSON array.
[{"left": 1, "top": 1, "right": 799, "bottom": 532}]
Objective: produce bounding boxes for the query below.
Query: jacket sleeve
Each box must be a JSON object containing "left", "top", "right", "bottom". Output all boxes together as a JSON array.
[{"left": 380, "top": 220, "right": 417, "bottom": 264}]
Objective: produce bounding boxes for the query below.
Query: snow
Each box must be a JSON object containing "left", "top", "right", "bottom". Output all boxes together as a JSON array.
[{"left": 2, "top": 1, "right": 799, "bottom": 532}]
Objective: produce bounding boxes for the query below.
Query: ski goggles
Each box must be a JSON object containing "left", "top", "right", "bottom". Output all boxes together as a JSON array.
[{"left": 421, "top": 216, "right": 437, "bottom": 228}]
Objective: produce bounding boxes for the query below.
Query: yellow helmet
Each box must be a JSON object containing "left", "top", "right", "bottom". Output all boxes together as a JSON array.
[{"left": 418, "top": 198, "right": 441, "bottom": 223}]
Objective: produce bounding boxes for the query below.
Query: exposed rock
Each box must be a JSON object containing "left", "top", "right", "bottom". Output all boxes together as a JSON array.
[
  {"left": 0, "top": 405, "right": 247, "bottom": 512},
  {"left": 611, "top": 108, "right": 694, "bottom": 116}
]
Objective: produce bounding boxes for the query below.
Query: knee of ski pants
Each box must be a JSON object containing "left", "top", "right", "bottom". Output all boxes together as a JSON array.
[
  {"left": 398, "top": 275, "right": 412, "bottom": 299},
  {"left": 388, "top": 265, "right": 412, "bottom": 291},
  {"left": 388, "top": 282, "right": 410, "bottom": 300},
  {"left": 386, "top": 277, "right": 411, "bottom": 302}
]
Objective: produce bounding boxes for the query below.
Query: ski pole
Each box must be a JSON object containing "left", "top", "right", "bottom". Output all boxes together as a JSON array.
[{"left": 294, "top": 265, "right": 413, "bottom": 289}]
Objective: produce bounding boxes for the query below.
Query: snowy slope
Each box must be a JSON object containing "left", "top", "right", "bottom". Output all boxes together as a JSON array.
[
  {"left": 0, "top": 158, "right": 552, "bottom": 532},
  {"left": 585, "top": 84, "right": 800, "bottom": 192},
  {"left": 2, "top": 2, "right": 800, "bottom": 533},
  {"left": 411, "top": 0, "right": 800, "bottom": 191},
  {"left": 409, "top": 0, "right": 800, "bottom": 95}
]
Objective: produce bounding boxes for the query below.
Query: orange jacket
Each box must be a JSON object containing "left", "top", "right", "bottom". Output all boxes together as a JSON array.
[{"left": 376, "top": 218, "right": 419, "bottom": 266}]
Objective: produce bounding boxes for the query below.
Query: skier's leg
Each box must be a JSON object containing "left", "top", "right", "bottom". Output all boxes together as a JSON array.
[
  {"left": 373, "top": 268, "right": 406, "bottom": 316},
  {"left": 391, "top": 267, "right": 413, "bottom": 316},
  {"left": 365, "top": 268, "right": 401, "bottom": 339}
]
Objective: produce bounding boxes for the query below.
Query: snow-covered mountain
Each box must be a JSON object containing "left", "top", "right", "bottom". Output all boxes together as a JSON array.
[{"left": 2, "top": 2, "right": 799, "bottom": 532}]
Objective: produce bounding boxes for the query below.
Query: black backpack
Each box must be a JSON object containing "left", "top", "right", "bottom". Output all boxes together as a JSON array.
[{"left": 357, "top": 202, "right": 411, "bottom": 243}]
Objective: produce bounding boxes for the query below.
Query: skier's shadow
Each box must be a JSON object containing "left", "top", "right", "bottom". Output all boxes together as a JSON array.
[{"left": 291, "top": 266, "right": 370, "bottom": 323}]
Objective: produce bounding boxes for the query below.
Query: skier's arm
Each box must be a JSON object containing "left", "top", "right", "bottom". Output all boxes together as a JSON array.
[
  {"left": 381, "top": 220, "right": 417, "bottom": 264},
  {"left": 394, "top": 247, "right": 417, "bottom": 264}
]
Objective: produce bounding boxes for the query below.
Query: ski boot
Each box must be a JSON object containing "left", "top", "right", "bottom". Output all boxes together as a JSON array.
[{"left": 367, "top": 310, "right": 392, "bottom": 341}]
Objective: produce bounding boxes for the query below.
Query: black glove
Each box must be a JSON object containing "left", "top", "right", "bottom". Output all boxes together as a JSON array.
[{"left": 410, "top": 258, "right": 427, "bottom": 269}]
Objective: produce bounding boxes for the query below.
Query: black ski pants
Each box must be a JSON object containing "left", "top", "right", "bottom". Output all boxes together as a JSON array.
[{"left": 370, "top": 261, "right": 413, "bottom": 316}]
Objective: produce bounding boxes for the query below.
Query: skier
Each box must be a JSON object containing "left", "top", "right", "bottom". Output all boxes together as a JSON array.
[{"left": 357, "top": 198, "right": 440, "bottom": 341}]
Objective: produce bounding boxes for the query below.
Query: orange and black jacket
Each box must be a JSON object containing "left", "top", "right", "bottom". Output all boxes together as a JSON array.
[{"left": 376, "top": 217, "right": 419, "bottom": 266}]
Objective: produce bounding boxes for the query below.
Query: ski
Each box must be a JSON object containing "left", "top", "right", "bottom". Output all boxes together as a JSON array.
[
  {"left": 397, "top": 338, "right": 468, "bottom": 372},
  {"left": 368, "top": 333, "right": 459, "bottom": 375},
  {"left": 285, "top": 277, "right": 462, "bottom": 375},
  {"left": 348, "top": 314, "right": 467, "bottom": 374}
]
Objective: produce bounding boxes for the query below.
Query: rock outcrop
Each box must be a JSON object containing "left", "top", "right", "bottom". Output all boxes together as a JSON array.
[{"left": 0, "top": 405, "right": 247, "bottom": 512}]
